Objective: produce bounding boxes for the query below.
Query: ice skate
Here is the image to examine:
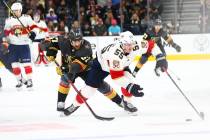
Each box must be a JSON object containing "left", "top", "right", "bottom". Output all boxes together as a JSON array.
[
  {"left": 63, "top": 104, "right": 80, "bottom": 116},
  {"left": 16, "top": 79, "right": 23, "bottom": 91},
  {"left": 57, "top": 102, "right": 65, "bottom": 112},
  {"left": 26, "top": 79, "right": 33, "bottom": 91},
  {"left": 120, "top": 96, "right": 138, "bottom": 113}
]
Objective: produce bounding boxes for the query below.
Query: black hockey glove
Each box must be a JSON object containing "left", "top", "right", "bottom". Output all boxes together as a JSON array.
[
  {"left": 126, "top": 83, "right": 144, "bottom": 97},
  {"left": 66, "top": 73, "right": 76, "bottom": 82},
  {"left": 154, "top": 54, "right": 168, "bottom": 76},
  {"left": 39, "top": 39, "right": 51, "bottom": 51},
  {"left": 172, "top": 42, "right": 181, "bottom": 52},
  {"left": 29, "top": 31, "right": 36, "bottom": 41}
]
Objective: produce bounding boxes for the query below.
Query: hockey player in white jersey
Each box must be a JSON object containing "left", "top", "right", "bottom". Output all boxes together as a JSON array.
[
  {"left": 2, "top": 2, "right": 38, "bottom": 89},
  {"left": 32, "top": 12, "right": 49, "bottom": 65},
  {"left": 64, "top": 31, "right": 168, "bottom": 116}
]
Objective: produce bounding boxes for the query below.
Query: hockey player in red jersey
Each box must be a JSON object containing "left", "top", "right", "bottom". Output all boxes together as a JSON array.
[
  {"left": 32, "top": 12, "right": 49, "bottom": 66},
  {"left": 3, "top": 2, "right": 38, "bottom": 89}
]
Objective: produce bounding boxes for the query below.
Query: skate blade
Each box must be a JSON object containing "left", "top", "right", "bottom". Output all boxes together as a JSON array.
[{"left": 126, "top": 111, "right": 138, "bottom": 116}]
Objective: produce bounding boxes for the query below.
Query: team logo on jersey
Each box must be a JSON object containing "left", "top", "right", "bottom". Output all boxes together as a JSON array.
[
  {"left": 113, "top": 60, "right": 120, "bottom": 68},
  {"left": 12, "top": 25, "right": 23, "bottom": 37}
]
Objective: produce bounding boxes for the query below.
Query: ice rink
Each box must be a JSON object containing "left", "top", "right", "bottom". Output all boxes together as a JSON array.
[{"left": 0, "top": 60, "right": 210, "bottom": 140}]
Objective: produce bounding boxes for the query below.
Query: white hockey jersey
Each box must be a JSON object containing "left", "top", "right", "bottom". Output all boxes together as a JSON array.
[
  {"left": 97, "top": 39, "right": 162, "bottom": 88},
  {"left": 4, "top": 14, "right": 37, "bottom": 45},
  {"left": 34, "top": 20, "right": 48, "bottom": 40}
]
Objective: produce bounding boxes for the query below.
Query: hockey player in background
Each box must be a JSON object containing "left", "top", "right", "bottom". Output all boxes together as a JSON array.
[
  {"left": 132, "top": 18, "right": 180, "bottom": 77},
  {"left": 3, "top": 2, "right": 37, "bottom": 89},
  {"left": 32, "top": 12, "right": 49, "bottom": 66},
  {"left": 45, "top": 29, "right": 136, "bottom": 113}
]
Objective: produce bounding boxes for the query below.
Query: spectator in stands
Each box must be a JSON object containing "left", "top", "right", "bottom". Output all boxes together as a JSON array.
[
  {"left": 89, "top": 12, "right": 100, "bottom": 27},
  {"left": 55, "top": 20, "right": 69, "bottom": 36},
  {"left": 47, "top": 20, "right": 56, "bottom": 32},
  {"left": 56, "top": 0, "right": 69, "bottom": 20},
  {"left": 149, "top": 0, "right": 162, "bottom": 20},
  {"left": 46, "top": 8, "right": 58, "bottom": 24},
  {"left": 108, "top": 19, "right": 121, "bottom": 36},
  {"left": 82, "top": 22, "right": 92, "bottom": 36},
  {"left": 92, "top": 18, "right": 107, "bottom": 36},
  {"left": 104, "top": 9, "right": 114, "bottom": 26},
  {"left": 130, "top": 13, "right": 141, "bottom": 35},
  {"left": 71, "top": 20, "right": 80, "bottom": 30},
  {"left": 140, "top": 15, "right": 153, "bottom": 34},
  {"left": 45, "top": 0, "right": 56, "bottom": 14}
]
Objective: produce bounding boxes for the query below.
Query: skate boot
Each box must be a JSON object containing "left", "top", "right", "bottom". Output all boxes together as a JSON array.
[
  {"left": 57, "top": 102, "right": 65, "bottom": 112},
  {"left": 16, "top": 79, "right": 23, "bottom": 88},
  {"left": 26, "top": 79, "right": 33, "bottom": 88},
  {"left": 120, "top": 96, "right": 138, "bottom": 113},
  {"left": 64, "top": 104, "right": 80, "bottom": 116}
]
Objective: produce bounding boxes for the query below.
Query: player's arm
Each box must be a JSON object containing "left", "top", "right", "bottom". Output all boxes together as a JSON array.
[
  {"left": 45, "top": 37, "right": 60, "bottom": 61},
  {"left": 151, "top": 42, "right": 168, "bottom": 76},
  {"left": 162, "top": 31, "right": 181, "bottom": 52},
  {"left": 25, "top": 14, "right": 39, "bottom": 41},
  {"left": 2, "top": 18, "right": 11, "bottom": 52}
]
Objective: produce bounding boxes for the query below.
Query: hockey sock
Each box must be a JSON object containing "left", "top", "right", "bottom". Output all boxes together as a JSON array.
[
  {"left": 57, "top": 92, "right": 68, "bottom": 102},
  {"left": 104, "top": 89, "right": 122, "bottom": 105}
]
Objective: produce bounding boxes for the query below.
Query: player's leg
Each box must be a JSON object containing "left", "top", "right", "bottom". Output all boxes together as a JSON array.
[
  {"left": 56, "top": 74, "right": 72, "bottom": 111},
  {"left": 64, "top": 85, "right": 97, "bottom": 116},
  {"left": 20, "top": 45, "right": 33, "bottom": 88}
]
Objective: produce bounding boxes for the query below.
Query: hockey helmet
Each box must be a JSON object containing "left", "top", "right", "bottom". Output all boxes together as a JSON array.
[
  {"left": 154, "top": 18, "right": 162, "bottom": 26},
  {"left": 120, "top": 31, "right": 136, "bottom": 45},
  {"left": 11, "top": 2, "right": 22, "bottom": 12},
  {"left": 69, "top": 29, "right": 83, "bottom": 41}
]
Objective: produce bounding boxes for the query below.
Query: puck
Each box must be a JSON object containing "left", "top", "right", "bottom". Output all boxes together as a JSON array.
[{"left": 185, "top": 119, "right": 192, "bottom": 122}]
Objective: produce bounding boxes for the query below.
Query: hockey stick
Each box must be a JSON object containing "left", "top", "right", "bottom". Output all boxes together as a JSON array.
[
  {"left": 54, "top": 60, "right": 114, "bottom": 121},
  {"left": 164, "top": 68, "right": 204, "bottom": 120},
  {"left": 168, "top": 68, "right": 181, "bottom": 81}
]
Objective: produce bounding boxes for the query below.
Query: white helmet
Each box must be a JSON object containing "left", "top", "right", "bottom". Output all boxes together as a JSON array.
[
  {"left": 119, "top": 31, "right": 136, "bottom": 45},
  {"left": 11, "top": 2, "right": 22, "bottom": 12}
]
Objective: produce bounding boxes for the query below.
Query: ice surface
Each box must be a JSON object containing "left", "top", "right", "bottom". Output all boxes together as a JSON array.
[{"left": 0, "top": 60, "right": 210, "bottom": 140}]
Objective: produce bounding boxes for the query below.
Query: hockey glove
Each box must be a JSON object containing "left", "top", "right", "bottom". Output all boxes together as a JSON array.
[
  {"left": 172, "top": 42, "right": 181, "bottom": 52},
  {"left": 1, "top": 41, "right": 9, "bottom": 54},
  {"left": 56, "top": 65, "right": 69, "bottom": 76},
  {"left": 154, "top": 54, "right": 168, "bottom": 76},
  {"left": 29, "top": 31, "right": 36, "bottom": 41},
  {"left": 47, "top": 56, "right": 55, "bottom": 62},
  {"left": 39, "top": 39, "right": 51, "bottom": 51},
  {"left": 67, "top": 73, "right": 76, "bottom": 82},
  {"left": 126, "top": 83, "right": 144, "bottom": 97}
]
